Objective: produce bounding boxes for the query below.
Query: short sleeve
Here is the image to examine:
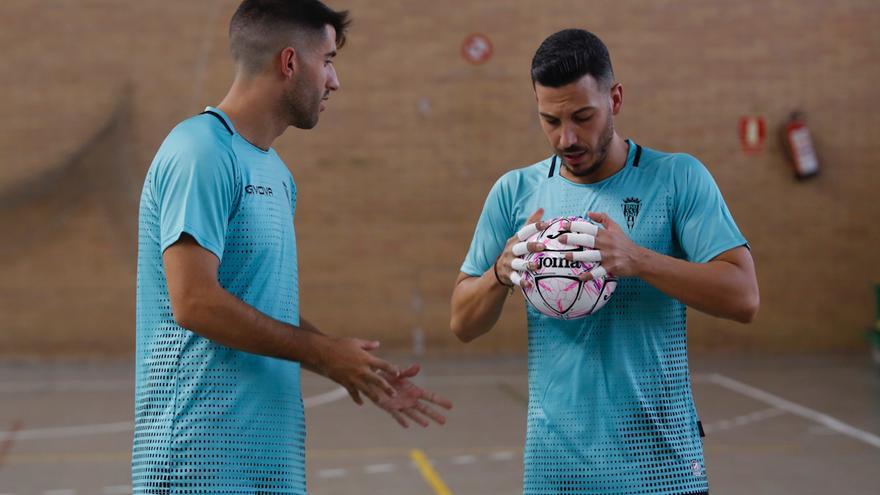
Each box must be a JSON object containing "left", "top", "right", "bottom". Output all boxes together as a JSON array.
[
  {"left": 285, "top": 170, "right": 297, "bottom": 217},
  {"left": 460, "top": 177, "right": 516, "bottom": 276},
  {"left": 673, "top": 155, "right": 748, "bottom": 263},
  {"left": 153, "top": 143, "right": 237, "bottom": 260}
]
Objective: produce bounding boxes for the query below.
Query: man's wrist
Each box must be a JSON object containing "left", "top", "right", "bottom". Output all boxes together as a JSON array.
[
  {"left": 632, "top": 246, "right": 653, "bottom": 278},
  {"left": 493, "top": 259, "right": 514, "bottom": 288},
  {"left": 301, "top": 330, "right": 332, "bottom": 373}
]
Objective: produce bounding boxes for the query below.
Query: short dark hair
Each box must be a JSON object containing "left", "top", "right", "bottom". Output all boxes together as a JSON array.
[
  {"left": 229, "top": 0, "right": 351, "bottom": 74},
  {"left": 530, "top": 29, "right": 614, "bottom": 88}
]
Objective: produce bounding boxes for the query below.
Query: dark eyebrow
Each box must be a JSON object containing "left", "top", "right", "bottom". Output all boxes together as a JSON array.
[
  {"left": 325, "top": 50, "right": 337, "bottom": 58},
  {"left": 539, "top": 106, "right": 595, "bottom": 120}
]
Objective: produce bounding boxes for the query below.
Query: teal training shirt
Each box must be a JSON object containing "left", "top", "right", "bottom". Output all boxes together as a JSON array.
[
  {"left": 134, "top": 107, "right": 305, "bottom": 494},
  {"left": 462, "top": 141, "right": 746, "bottom": 495}
]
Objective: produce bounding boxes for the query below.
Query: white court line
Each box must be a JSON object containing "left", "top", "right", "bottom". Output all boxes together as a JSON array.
[
  {"left": 702, "top": 407, "right": 785, "bottom": 433},
  {"left": 317, "top": 468, "right": 348, "bottom": 479},
  {"left": 364, "top": 463, "right": 396, "bottom": 474},
  {"left": 5, "top": 387, "right": 349, "bottom": 441},
  {"left": 14, "top": 421, "right": 134, "bottom": 440},
  {"left": 302, "top": 386, "right": 349, "bottom": 408},
  {"left": 450, "top": 454, "right": 477, "bottom": 465},
  {"left": 707, "top": 373, "right": 880, "bottom": 449},
  {"left": 489, "top": 450, "right": 516, "bottom": 461},
  {"left": 690, "top": 373, "right": 715, "bottom": 384},
  {"left": 0, "top": 380, "right": 131, "bottom": 393},
  {"left": 102, "top": 485, "right": 131, "bottom": 494}
]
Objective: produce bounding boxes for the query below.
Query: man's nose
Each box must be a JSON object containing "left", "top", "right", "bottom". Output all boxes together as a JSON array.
[{"left": 559, "top": 124, "right": 577, "bottom": 150}]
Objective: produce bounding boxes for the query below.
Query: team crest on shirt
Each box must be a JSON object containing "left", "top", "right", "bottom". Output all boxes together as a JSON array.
[
  {"left": 691, "top": 460, "right": 705, "bottom": 477},
  {"left": 622, "top": 197, "right": 641, "bottom": 230}
]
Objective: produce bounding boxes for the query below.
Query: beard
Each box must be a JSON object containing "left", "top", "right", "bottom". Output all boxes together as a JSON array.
[
  {"left": 559, "top": 115, "right": 615, "bottom": 178},
  {"left": 283, "top": 78, "right": 321, "bottom": 130}
]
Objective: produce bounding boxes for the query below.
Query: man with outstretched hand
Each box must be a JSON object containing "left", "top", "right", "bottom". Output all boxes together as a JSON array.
[{"left": 134, "top": 2, "right": 450, "bottom": 494}]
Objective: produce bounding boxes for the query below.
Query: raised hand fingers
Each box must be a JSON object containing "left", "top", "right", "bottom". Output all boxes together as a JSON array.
[
  {"left": 346, "top": 387, "right": 363, "bottom": 406},
  {"left": 402, "top": 408, "right": 430, "bottom": 428},
  {"left": 578, "top": 265, "right": 608, "bottom": 282},
  {"left": 414, "top": 403, "right": 447, "bottom": 425},
  {"left": 387, "top": 409, "right": 410, "bottom": 428},
  {"left": 365, "top": 370, "right": 396, "bottom": 398},
  {"left": 566, "top": 250, "right": 602, "bottom": 263},
  {"left": 396, "top": 363, "right": 420, "bottom": 379},
  {"left": 512, "top": 242, "right": 529, "bottom": 256},
  {"left": 590, "top": 266, "right": 608, "bottom": 280},
  {"left": 516, "top": 221, "right": 549, "bottom": 241},
  {"left": 369, "top": 356, "right": 400, "bottom": 378},
  {"left": 561, "top": 233, "right": 596, "bottom": 248},
  {"left": 563, "top": 220, "right": 599, "bottom": 236},
  {"left": 354, "top": 339, "right": 381, "bottom": 351},
  {"left": 512, "top": 241, "right": 545, "bottom": 257},
  {"left": 421, "top": 390, "right": 453, "bottom": 410},
  {"left": 510, "top": 258, "right": 530, "bottom": 272},
  {"left": 516, "top": 222, "right": 540, "bottom": 241},
  {"left": 508, "top": 271, "right": 523, "bottom": 287}
]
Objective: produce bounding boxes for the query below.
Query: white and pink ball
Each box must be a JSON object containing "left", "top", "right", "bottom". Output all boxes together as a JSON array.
[{"left": 519, "top": 217, "right": 617, "bottom": 319}]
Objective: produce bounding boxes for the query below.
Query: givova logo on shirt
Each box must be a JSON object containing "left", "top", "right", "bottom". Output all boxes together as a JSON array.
[{"left": 245, "top": 184, "right": 273, "bottom": 196}]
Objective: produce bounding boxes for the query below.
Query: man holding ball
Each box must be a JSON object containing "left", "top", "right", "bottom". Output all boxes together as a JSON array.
[{"left": 451, "top": 29, "right": 759, "bottom": 494}]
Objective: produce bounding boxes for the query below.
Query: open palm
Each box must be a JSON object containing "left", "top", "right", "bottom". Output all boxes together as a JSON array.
[{"left": 377, "top": 364, "right": 453, "bottom": 428}]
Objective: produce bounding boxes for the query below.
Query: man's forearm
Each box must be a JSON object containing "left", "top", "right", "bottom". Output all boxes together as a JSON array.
[
  {"left": 635, "top": 246, "right": 759, "bottom": 323},
  {"left": 450, "top": 269, "right": 511, "bottom": 342},
  {"left": 175, "top": 286, "right": 331, "bottom": 372}
]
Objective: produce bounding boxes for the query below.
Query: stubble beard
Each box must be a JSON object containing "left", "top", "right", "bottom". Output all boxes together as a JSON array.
[
  {"left": 561, "top": 116, "right": 615, "bottom": 178},
  {"left": 284, "top": 79, "right": 320, "bottom": 130}
]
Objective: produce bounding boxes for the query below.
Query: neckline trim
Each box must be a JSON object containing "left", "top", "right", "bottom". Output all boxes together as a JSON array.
[
  {"left": 548, "top": 139, "right": 641, "bottom": 184},
  {"left": 200, "top": 110, "right": 233, "bottom": 136}
]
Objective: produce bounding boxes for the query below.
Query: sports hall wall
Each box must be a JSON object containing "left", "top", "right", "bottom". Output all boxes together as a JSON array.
[{"left": 1, "top": 0, "right": 877, "bottom": 356}]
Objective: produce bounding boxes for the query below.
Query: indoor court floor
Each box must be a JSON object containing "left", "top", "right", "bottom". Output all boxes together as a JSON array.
[{"left": 1, "top": 354, "right": 878, "bottom": 495}]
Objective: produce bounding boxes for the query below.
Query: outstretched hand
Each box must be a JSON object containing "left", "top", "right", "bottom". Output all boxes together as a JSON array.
[
  {"left": 317, "top": 337, "right": 400, "bottom": 406},
  {"left": 376, "top": 364, "right": 453, "bottom": 428}
]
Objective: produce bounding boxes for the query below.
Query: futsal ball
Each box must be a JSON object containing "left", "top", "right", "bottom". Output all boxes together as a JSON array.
[{"left": 519, "top": 217, "right": 617, "bottom": 319}]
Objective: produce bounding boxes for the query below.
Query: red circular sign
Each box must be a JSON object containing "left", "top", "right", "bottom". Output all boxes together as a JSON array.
[{"left": 461, "top": 33, "right": 493, "bottom": 65}]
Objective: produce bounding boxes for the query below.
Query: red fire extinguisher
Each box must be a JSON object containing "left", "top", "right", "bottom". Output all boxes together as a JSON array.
[{"left": 783, "top": 111, "right": 820, "bottom": 179}]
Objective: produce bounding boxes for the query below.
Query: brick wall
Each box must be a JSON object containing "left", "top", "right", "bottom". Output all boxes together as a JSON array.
[{"left": 1, "top": 0, "right": 878, "bottom": 355}]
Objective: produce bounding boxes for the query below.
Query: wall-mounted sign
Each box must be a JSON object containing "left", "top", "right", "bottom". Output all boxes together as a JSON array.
[
  {"left": 739, "top": 116, "right": 766, "bottom": 154},
  {"left": 461, "top": 33, "right": 493, "bottom": 65}
]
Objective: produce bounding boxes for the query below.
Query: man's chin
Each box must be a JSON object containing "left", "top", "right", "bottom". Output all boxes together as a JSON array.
[
  {"left": 562, "top": 160, "right": 602, "bottom": 178},
  {"left": 292, "top": 114, "right": 320, "bottom": 130}
]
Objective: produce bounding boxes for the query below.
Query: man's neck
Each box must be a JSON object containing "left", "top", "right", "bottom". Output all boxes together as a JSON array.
[
  {"left": 560, "top": 134, "right": 629, "bottom": 184},
  {"left": 216, "top": 77, "right": 287, "bottom": 151}
]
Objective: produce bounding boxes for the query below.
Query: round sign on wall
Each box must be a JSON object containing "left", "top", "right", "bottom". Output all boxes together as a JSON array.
[{"left": 461, "top": 33, "right": 493, "bottom": 65}]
